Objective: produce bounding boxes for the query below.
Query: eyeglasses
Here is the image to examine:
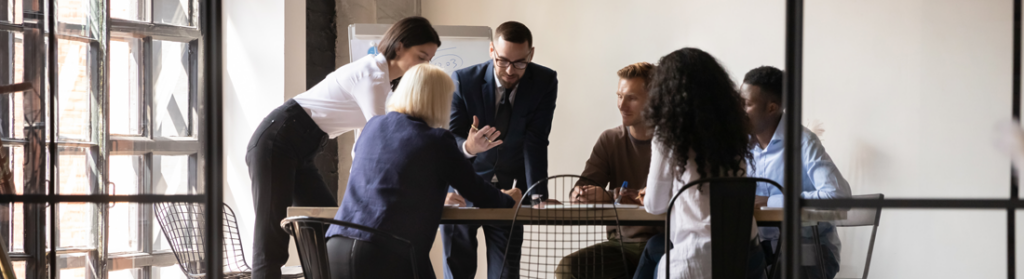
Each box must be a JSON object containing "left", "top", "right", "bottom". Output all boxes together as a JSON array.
[{"left": 493, "top": 51, "right": 532, "bottom": 69}]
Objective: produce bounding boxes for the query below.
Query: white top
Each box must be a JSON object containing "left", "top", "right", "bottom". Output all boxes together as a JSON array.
[
  {"left": 292, "top": 54, "right": 392, "bottom": 138},
  {"left": 644, "top": 134, "right": 757, "bottom": 279},
  {"left": 493, "top": 68, "right": 518, "bottom": 106}
]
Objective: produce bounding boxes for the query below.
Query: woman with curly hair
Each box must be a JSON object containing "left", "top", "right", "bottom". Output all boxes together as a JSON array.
[{"left": 642, "top": 47, "right": 765, "bottom": 279}]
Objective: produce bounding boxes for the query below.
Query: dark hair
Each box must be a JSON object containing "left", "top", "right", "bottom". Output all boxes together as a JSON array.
[
  {"left": 495, "top": 21, "right": 533, "bottom": 47},
  {"left": 742, "top": 66, "right": 784, "bottom": 104},
  {"left": 377, "top": 16, "right": 442, "bottom": 60},
  {"left": 644, "top": 48, "right": 753, "bottom": 179},
  {"left": 617, "top": 62, "right": 656, "bottom": 89}
]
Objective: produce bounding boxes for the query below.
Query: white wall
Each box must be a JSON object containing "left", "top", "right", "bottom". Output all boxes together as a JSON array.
[
  {"left": 223, "top": 0, "right": 305, "bottom": 267},
  {"left": 423, "top": 0, "right": 1021, "bottom": 278}
]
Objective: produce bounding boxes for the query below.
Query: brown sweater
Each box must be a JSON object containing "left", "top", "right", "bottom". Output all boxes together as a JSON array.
[{"left": 577, "top": 125, "right": 662, "bottom": 243}]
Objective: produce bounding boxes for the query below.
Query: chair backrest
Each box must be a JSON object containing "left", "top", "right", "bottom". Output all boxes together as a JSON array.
[
  {"left": 830, "top": 193, "right": 883, "bottom": 279},
  {"left": 666, "top": 177, "right": 782, "bottom": 279},
  {"left": 831, "top": 194, "right": 884, "bottom": 227},
  {"left": 280, "top": 216, "right": 420, "bottom": 279},
  {"left": 154, "top": 202, "right": 251, "bottom": 279},
  {"left": 503, "top": 174, "right": 631, "bottom": 279}
]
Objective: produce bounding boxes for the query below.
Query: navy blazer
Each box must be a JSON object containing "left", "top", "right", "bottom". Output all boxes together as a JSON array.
[
  {"left": 326, "top": 112, "right": 516, "bottom": 278},
  {"left": 449, "top": 61, "right": 558, "bottom": 198}
]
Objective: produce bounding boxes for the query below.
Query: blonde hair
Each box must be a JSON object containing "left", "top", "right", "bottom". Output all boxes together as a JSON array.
[{"left": 386, "top": 64, "right": 455, "bottom": 128}]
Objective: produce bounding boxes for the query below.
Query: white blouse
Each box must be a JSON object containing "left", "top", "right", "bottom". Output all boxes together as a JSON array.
[
  {"left": 643, "top": 135, "right": 757, "bottom": 279},
  {"left": 292, "top": 54, "right": 392, "bottom": 138}
]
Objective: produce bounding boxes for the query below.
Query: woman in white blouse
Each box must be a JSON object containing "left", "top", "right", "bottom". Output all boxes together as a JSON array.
[
  {"left": 244, "top": 16, "right": 441, "bottom": 279},
  {"left": 642, "top": 48, "right": 766, "bottom": 279}
]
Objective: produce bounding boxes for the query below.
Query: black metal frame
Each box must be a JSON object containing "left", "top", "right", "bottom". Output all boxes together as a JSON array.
[
  {"left": 0, "top": 0, "right": 222, "bottom": 277},
  {"left": 780, "top": 1, "right": 1023, "bottom": 278}
]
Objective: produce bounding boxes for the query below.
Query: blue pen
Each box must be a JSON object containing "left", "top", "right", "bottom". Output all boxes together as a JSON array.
[{"left": 614, "top": 181, "right": 629, "bottom": 204}]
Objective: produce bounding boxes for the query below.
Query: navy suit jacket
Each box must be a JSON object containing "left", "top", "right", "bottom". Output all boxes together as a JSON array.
[
  {"left": 326, "top": 112, "right": 516, "bottom": 278},
  {"left": 449, "top": 61, "right": 558, "bottom": 199}
]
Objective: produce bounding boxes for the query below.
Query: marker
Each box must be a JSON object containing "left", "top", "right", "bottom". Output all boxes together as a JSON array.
[{"left": 614, "top": 181, "right": 629, "bottom": 205}]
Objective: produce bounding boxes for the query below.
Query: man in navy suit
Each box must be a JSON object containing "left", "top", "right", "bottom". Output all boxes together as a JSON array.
[{"left": 441, "top": 21, "right": 558, "bottom": 279}]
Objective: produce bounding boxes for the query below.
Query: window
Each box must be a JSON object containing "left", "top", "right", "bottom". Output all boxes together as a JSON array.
[{"left": 1, "top": 0, "right": 205, "bottom": 278}]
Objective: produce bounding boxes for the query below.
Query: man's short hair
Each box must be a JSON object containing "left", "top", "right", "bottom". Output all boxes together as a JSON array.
[
  {"left": 617, "top": 62, "right": 655, "bottom": 89},
  {"left": 495, "top": 21, "right": 533, "bottom": 47},
  {"left": 742, "top": 66, "right": 784, "bottom": 103}
]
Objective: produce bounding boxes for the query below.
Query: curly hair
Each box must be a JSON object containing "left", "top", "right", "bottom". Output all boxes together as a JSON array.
[{"left": 644, "top": 48, "right": 753, "bottom": 180}]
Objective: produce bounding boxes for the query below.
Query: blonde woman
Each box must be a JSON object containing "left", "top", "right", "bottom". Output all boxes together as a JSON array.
[{"left": 324, "top": 64, "right": 523, "bottom": 279}]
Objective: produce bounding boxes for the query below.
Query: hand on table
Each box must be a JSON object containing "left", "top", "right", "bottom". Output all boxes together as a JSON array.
[
  {"left": 541, "top": 199, "right": 562, "bottom": 205},
  {"left": 616, "top": 187, "right": 642, "bottom": 205},
  {"left": 445, "top": 192, "right": 466, "bottom": 207},
  {"left": 571, "top": 185, "right": 613, "bottom": 204},
  {"left": 465, "top": 116, "right": 503, "bottom": 155},
  {"left": 636, "top": 188, "right": 646, "bottom": 206},
  {"left": 754, "top": 195, "right": 769, "bottom": 208},
  {"left": 501, "top": 188, "right": 522, "bottom": 206}
]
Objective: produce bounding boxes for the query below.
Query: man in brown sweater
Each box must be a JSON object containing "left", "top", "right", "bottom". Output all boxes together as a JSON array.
[{"left": 555, "top": 62, "right": 661, "bottom": 278}]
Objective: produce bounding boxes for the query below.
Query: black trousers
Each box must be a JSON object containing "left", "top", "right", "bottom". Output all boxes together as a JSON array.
[
  {"left": 326, "top": 236, "right": 421, "bottom": 279},
  {"left": 246, "top": 99, "right": 338, "bottom": 279},
  {"left": 441, "top": 223, "right": 523, "bottom": 279}
]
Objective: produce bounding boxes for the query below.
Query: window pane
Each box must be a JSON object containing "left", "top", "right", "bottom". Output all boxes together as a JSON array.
[
  {"left": 11, "top": 202, "right": 22, "bottom": 251},
  {"left": 57, "top": 39, "right": 92, "bottom": 142},
  {"left": 2, "top": 31, "right": 24, "bottom": 139},
  {"left": 59, "top": 202, "right": 100, "bottom": 249},
  {"left": 152, "top": 154, "right": 192, "bottom": 253},
  {"left": 12, "top": 261, "right": 25, "bottom": 279},
  {"left": 111, "top": 0, "right": 148, "bottom": 22},
  {"left": 108, "top": 268, "right": 141, "bottom": 279},
  {"left": 57, "top": 0, "right": 88, "bottom": 25},
  {"left": 59, "top": 266, "right": 85, "bottom": 279},
  {"left": 153, "top": 155, "right": 191, "bottom": 195},
  {"left": 153, "top": 40, "right": 191, "bottom": 138},
  {"left": 109, "top": 39, "right": 143, "bottom": 136},
  {"left": 5, "top": 145, "right": 22, "bottom": 194},
  {"left": 14, "top": 32, "right": 22, "bottom": 83},
  {"left": 108, "top": 156, "right": 142, "bottom": 253},
  {"left": 155, "top": 265, "right": 187, "bottom": 279},
  {"left": 58, "top": 147, "right": 96, "bottom": 195},
  {"left": 58, "top": 147, "right": 99, "bottom": 249},
  {"left": 153, "top": 0, "right": 190, "bottom": 26}
]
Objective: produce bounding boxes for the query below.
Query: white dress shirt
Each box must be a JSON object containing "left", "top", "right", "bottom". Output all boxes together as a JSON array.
[
  {"left": 644, "top": 134, "right": 756, "bottom": 279},
  {"left": 292, "top": 54, "right": 392, "bottom": 138}
]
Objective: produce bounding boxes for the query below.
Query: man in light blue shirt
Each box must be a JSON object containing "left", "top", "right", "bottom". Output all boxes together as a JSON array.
[{"left": 741, "top": 66, "right": 851, "bottom": 279}]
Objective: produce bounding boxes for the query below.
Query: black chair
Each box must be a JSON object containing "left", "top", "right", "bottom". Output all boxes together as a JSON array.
[
  {"left": 832, "top": 194, "right": 883, "bottom": 279},
  {"left": 279, "top": 216, "right": 420, "bottom": 279},
  {"left": 154, "top": 202, "right": 303, "bottom": 279},
  {"left": 665, "top": 177, "right": 783, "bottom": 279},
  {"left": 501, "top": 174, "right": 632, "bottom": 279}
]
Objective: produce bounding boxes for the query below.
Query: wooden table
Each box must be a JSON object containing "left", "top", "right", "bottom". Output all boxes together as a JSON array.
[{"left": 286, "top": 206, "right": 822, "bottom": 226}]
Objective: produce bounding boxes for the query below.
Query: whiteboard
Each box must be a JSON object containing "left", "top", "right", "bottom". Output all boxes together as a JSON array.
[{"left": 349, "top": 24, "right": 492, "bottom": 75}]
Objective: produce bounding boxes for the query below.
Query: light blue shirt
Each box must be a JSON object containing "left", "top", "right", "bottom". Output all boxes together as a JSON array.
[{"left": 748, "top": 118, "right": 851, "bottom": 262}]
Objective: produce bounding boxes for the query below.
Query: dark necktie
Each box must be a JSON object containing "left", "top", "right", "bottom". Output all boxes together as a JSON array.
[{"left": 494, "top": 87, "right": 513, "bottom": 140}]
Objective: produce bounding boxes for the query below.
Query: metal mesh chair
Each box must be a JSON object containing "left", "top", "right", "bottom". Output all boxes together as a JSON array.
[
  {"left": 280, "top": 216, "right": 420, "bottom": 279},
  {"left": 154, "top": 202, "right": 302, "bottom": 279},
  {"left": 832, "top": 193, "right": 883, "bottom": 279},
  {"left": 501, "top": 174, "right": 631, "bottom": 279},
  {"left": 665, "top": 177, "right": 782, "bottom": 279}
]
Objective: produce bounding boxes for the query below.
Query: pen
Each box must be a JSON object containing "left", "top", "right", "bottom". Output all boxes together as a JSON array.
[{"left": 614, "top": 181, "right": 628, "bottom": 204}]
